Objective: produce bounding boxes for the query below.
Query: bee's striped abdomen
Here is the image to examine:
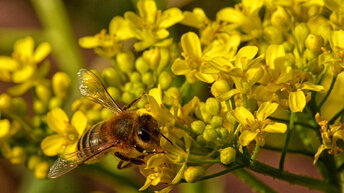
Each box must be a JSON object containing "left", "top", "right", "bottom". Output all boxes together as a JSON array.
[{"left": 77, "top": 122, "right": 104, "bottom": 159}]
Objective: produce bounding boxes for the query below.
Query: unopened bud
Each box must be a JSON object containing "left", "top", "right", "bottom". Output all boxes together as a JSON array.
[
  {"left": 143, "top": 48, "right": 160, "bottom": 69},
  {"left": 263, "top": 26, "right": 283, "bottom": 44},
  {"left": 34, "top": 161, "right": 49, "bottom": 179},
  {"left": 220, "top": 147, "right": 236, "bottom": 165},
  {"left": 142, "top": 72, "right": 155, "bottom": 87},
  {"left": 191, "top": 120, "right": 205, "bottom": 135},
  {"left": 205, "top": 98, "right": 220, "bottom": 115},
  {"left": 107, "top": 86, "right": 121, "bottom": 101},
  {"left": 117, "top": 51, "right": 135, "bottom": 74},
  {"left": 122, "top": 92, "right": 135, "bottom": 104},
  {"left": 217, "top": 127, "right": 229, "bottom": 140},
  {"left": 48, "top": 97, "right": 63, "bottom": 110},
  {"left": 52, "top": 72, "right": 71, "bottom": 99},
  {"left": 210, "top": 116, "right": 224, "bottom": 128},
  {"left": 135, "top": 57, "right": 150, "bottom": 74},
  {"left": 35, "top": 84, "right": 51, "bottom": 103},
  {"left": 102, "top": 67, "right": 122, "bottom": 87},
  {"left": 203, "top": 125, "right": 218, "bottom": 142},
  {"left": 0, "top": 119, "right": 10, "bottom": 138},
  {"left": 86, "top": 110, "right": 101, "bottom": 124},
  {"left": 10, "top": 146, "right": 26, "bottom": 164},
  {"left": 271, "top": 6, "right": 291, "bottom": 31},
  {"left": 184, "top": 166, "right": 206, "bottom": 183},
  {"left": 130, "top": 72, "right": 141, "bottom": 83},
  {"left": 305, "top": 34, "right": 323, "bottom": 53},
  {"left": 27, "top": 155, "right": 41, "bottom": 170},
  {"left": 294, "top": 23, "right": 309, "bottom": 48},
  {"left": 196, "top": 135, "right": 206, "bottom": 145},
  {"left": 158, "top": 71, "right": 173, "bottom": 90},
  {"left": 0, "top": 93, "right": 11, "bottom": 111},
  {"left": 33, "top": 100, "right": 47, "bottom": 115},
  {"left": 11, "top": 97, "right": 27, "bottom": 115},
  {"left": 211, "top": 79, "right": 230, "bottom": 98}
]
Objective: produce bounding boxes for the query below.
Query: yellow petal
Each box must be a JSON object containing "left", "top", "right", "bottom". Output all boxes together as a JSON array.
[
  {"left": 148, "top": 86, "right": 162, "bottom": 105},
  {"left": 14, "top": 36, "right": 34, "bottom": 61},
  {"left": 181, "top": 32, "right": 202, "bottom": 58},
  {"left": 334, "top": 130, "right": 344, "bottom": 141},
  {"left": 301, "top": 82, "right": 324, "bottom": 92},
  {"left": 263, "top": 122, "right": 287, "bottom": 133},
  {"left": 34, "top": 42, "right": 51, "bottom": 63},
  {"left": 71, "top": 111, "right": 87, "bottom": 136},
  {"left": 47, "top": 108, "right": 70, "bottom": 134},
  {"left": 181, "top": 8, "right": 207, "bottom": 28},
  {"left": 64, "top": 142, "right": 78, "bottom": 156},
  {"left": 238, "top": 130, "right": 257, "bottom": 146},
  {"left": 157, "top": 8, "right": 184, "bottom": 29},
  {"left": 41, "top": 134, "right": 66, "bottom": 156},
  {"left": 217, "top": 8, "right": 245, "bottom": 24},
  {"left": 124, "top": 12, "right": 144, "bottom": 30},
  {"left": 0, "top": 56, "right": 18, "bottom": 71},
  {"left": 256, "top": 102, "right": 279, "bottom": 121},
  {"left": 12, "top": 65, "right": 35, "bottom": 83},
  {"left": 194, "top": 72, "right": 215, "bottom": 83},
  {"left": 232, "top": 106, "right": 255, "bottom": 125},
  {"left": 266, "top": 44, "right": 285, "bottom": 69},
  {"left": 109, "top": 16, "right": 135, "bottom": 40},
  {"left": 171, "top": 58, "right": 190, "bottom": 75},
  {"left": 289, "top": 90, "right": 306, "bottom": 112},
  {"left": 137, "top": 0, "right": 157, "bottom": 23},
  {"left": 235, "top": 46, "right": 258, "bottom": 69},
  {"left": 79, "top": 36, "right": 100, "bottom": 48},
  {"left": 313, "top": 144, "right": 327, "bottom": 164},
  {"left": 0, "top": 119, "right": 10, "bottom": 138}
]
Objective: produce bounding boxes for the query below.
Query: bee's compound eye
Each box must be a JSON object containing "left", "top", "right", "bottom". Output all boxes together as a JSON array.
[{"left": 138, "top": 129, "right": 150, "bottom": 142}]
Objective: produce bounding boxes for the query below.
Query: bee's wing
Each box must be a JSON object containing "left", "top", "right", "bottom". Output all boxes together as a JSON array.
[
  {"left": 48, "top": 142, "right": 116, "bottom": 178},
  {"left": 78, "top": 69, "right": 122, "bottom": 114}
]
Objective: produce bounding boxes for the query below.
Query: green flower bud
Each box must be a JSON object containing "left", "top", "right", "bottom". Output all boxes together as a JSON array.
[
  {"left": 211, "top": 79, "right": 230, "bottom": 98},
  {"left": 33, "top": 100, "right": 47, "bottom": 115},
  {"left": 117, "top": 51, "right": 135, "bottom": 74},
  {"left": 34, "top": 161, "right": 49, "bottom": 179},
  {"left": 122, "top": 92, "right": 134, "bottom": 104},
  {"left": 130, "top": 72, "right": 141, "bottom": 83},
  {"left": 191, "top": 120, "right": 205, "bottom": 135},
  {"left": 282, "top": 41, "right": 294, "bottom": 53},
  {"left": 196, "top": 135, "right": 206, "bottom": 145},
  {"left": 102, "top": 67, "right": 122, "bottom": 87},
  {"left": 210, "top": 116, "right": 224, "bottom": 128},
  {"left": 32, "top": 115, "right": 42, "bottom": 128},
  {"left": 205, "top": 98, "right": 220, "bottom": 115},
  {"left": 27, "top": 155, "right": 41, "bottom": 170},
  {"left": 220, "top": 147, "right": 236, "bottom": 165},
  {"left": 196, "top": 103, "right": 211, "bottom": 123},
  {"left": 217, "top": 127, "right": 229, "bottom": 140},
  {"left": 0, "top": 93, "right": 11, "bottom": 111},
  {"left": 134, "top": 87, "right": 145, "bottom": 97},
  {"left": 35, "top": 84, "right": 51, "bottom": 103},
  {"left": 294, "top": 23, "right": 309, "bottom": 49},
  {"left": 107, "top": 86, "right": 121, "bottom": 101},
  {"left": 135, "top": 57, "right": 150, "bottom": 74},
  {"left": 101, "top": 108, "right": 113, "bottom": 120},
  {"left": 124, "top": 82, "right": 134, "bottom": 92},
  {"left": 158, "top": 71, "right": 173, "bottom": 90},
  {"left": 203, "top": 125, "right": 218, "bottom": 142},
  {"left": 184, "top": 166, "right": 206, "bottom": 183},
  {"left": 143, "top": 48, "right": 160, "bottom": 69},
  {"left": 10, "top": 146, "right": 26, "bottom": 165},
  {"left": 263, "top": 26, "right": 283, "bottom": 44},
  {"left": 136, "top": 95, "right": 147, "bottom": 108},
  {"left": 52, "top": 72, "right": 71, "bottom": 99},
  {"left": 305, "top": 34, "right": 323, "bottom": 53},
  {"left": 11, "top": 97, "right": 27, "bottom": 115},
  {"left": 86, "top": 110, "right": 101, "bottom": 124},
  {"left": 142, "top": 72, "right": 155, "bottom": 87},
  {"left": 271, "top": 6, "right": 291, "bottom": 31},
  {"left": 48, "top": 97, "right": 63, "bottom": 110}
]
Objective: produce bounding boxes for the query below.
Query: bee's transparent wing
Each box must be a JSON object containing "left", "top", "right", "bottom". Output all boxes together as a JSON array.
[
  {"left": 48, "top": 157, "right": 81, "bottom": 178},
  {"left": 78, "top": 69, "right": 122, "bottom": 114},
  {"left": 48, "top": 142, "right": 116, "bottom": 178}
]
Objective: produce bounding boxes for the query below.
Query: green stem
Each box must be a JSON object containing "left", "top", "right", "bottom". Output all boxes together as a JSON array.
[
  {"left": 242, "top": 94, "right": 248, "bottom": 108},
  {"left": 197, "top": 164, "right": 245, "bottom": 182},
  {"left": 318, "top": 74, "right": 337, "bottom": 111},
  {"left": 111, "top": 58, "right": 128, "bottom": 82},
  {"left": 180, "top": 81, "right": 191, "bottom": 105},
  {"left": 30, "top": 0, "right": 85, "bottom": 114},
  {"left": 250, "top": 143, "right": 260, "bottom": 165},
  {"left": 248, "top": 160, "right": 339, "bottom": 193},
  {"left": 233, "top": 169, "right": 277, "bottom": 193},
  {"left": 175, "top": 121, "right": 195, "bottom": 134},
  {"left": 279, "top": 112, "right": 295, "bottom": 171},
  {"left": 0, "top": 28, "right": 43, "bottom": 51},
  {"left": 81, "top": 164, "right": 152, "bottom": 193}
]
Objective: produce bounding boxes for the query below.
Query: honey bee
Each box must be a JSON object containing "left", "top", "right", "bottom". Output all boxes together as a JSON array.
[{"left": 48, "top": 69, "right": 171, "bottom": 178}]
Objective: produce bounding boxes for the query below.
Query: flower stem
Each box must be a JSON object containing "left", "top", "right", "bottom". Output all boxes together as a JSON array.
[
  {"left": 318, "top": 74, "right": 337, "bottom": 111},
  {"left": 329, "top": 107, "right": 344, "bottom": 124},
  {"left": 250, "top": 143, "right": 260, "bottom": 165},
  {"left": 279, "top": 112, "right": 295, "bottom": 171},
  {"left": 197, "top": 164, "right": 245, "bottom": 182},
  {"left": 233, "top": 169, "right": 278, "bottom": 193}
]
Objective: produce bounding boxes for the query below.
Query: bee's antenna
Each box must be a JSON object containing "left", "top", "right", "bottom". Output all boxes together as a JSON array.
[{"left": 160, "top": 133, "right": 173, "bottom": 145}]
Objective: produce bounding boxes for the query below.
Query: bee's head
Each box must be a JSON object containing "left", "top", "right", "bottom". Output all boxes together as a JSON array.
[{"left": 134, "top": 114, "right": 161, "bottom": 152}]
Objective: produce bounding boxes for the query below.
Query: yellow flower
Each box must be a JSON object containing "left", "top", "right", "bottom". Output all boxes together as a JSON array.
[
  {"left": 172, "top": 32, "right": 229, "bottom": 83},
  {"left": 79, "top": 16, "right": 134, "bottom": 58},
  {"left": 0, "top": 36, "right": 51, "bottom": 96},
  {"left": 313, "top": 113, "right": 344, "bottom": 164},
  {"left": 124, "top": 0, "right": 184, "bottom": 51},
  {"left": 232, "top": 102, "right": 287, "bottom": 149},
  {"left": 41, "top": 108, "right": 87, "bottom": 157}
]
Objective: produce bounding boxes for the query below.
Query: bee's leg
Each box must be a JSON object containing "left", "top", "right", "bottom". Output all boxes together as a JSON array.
[
  {"left": 114, "top": 152, "right": 145, "bottom": 167},
  {"left": 123, "top": 92, "right": 146, "bottom": 111}
]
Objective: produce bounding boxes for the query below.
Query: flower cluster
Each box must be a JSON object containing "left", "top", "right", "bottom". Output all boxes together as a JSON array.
[{"left": 2, "top": 0, "right": 344, "bottom": 192}]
